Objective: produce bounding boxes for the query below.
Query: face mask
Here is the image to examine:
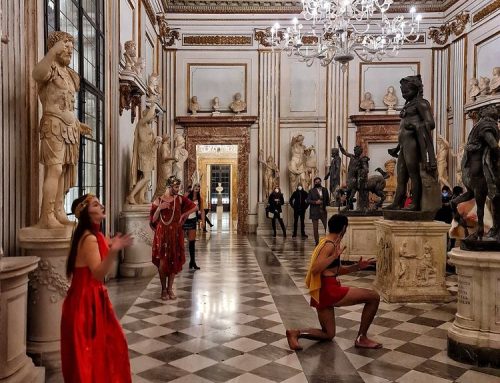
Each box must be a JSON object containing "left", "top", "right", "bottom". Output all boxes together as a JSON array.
[
  {"left": 315, "top": 183, "right": 321, "bottom": 187},
  {"left": 442, "top": 192, "right": 449, "bottom": 197},
  {"left": 274, "top": 188, "right": 279, "bottom": 193},
  {"left": 297, "top": 186, "right": 303, "bottom": 190}
]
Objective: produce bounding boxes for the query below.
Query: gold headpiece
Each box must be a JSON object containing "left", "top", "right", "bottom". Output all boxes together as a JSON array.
[
  {"left": 166, "top": 175, "right": 181, "bottom": 188},
  {"left": 75, "top": 194, "right": 95, "bottom": 218}
]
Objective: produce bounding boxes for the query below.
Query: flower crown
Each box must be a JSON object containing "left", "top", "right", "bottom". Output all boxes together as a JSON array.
[
  {"left": 166, "top": 175, "right": 181, "bottom": 187},
  {"left": 75, "top": 194, "right": 95, "bottom": 218}
]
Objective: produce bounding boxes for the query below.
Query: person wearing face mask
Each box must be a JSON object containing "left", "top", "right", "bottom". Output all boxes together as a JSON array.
[
  {"left": 307, "top": 177, "right": 330, "bottom": 245},
  {"left": 435, "top": 185, "right": 453, "bottom": 224},
  {"left": 268, "top": 186, "right": 287, "bottom": 237},
  {"left": 285, "top": 214, "right": 381, "bottom": 351},
  {"left": 289, "top": 184, "right": 309, "bottom": 238}
]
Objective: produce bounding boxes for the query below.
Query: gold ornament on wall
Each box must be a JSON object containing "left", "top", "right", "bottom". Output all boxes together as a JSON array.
[
  {"left": 157, "top": 14, "right": 180, "bottom": 48},
  {"left": 428, "top": 11, "right": 470, "bottom": 45},
  {"left": 254, "top": 28, "right": 283, "bottom": 47},
  {"left": 183, "top": 35, "right": 252, "bottom": 46},
  {"left": 473, "top": 0, "right": 500, "bottom": 23}
]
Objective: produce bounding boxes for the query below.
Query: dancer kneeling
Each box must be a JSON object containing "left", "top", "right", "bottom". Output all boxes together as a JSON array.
[{"left": 286, "top": 214, "right": 382, "bottom": 350}]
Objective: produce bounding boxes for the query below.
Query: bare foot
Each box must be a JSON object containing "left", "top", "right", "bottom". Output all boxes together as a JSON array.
[
  {"left": 355, "top": 335, "right": 382, "bottom": 349},
  {"left": 161, "top": 289, "right": 169, "bottom": 301},
  {"left": 286, "top": 329, "right": 303, "bottom": 351}
]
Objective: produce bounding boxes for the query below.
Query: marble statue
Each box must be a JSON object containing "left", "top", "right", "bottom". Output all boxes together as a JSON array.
[
  {"left": 304, "top": 145, "right": 318, "bottom": 191},
  {"left": 172, "top": 133, "right": 188, "bottom": 189},
  {"left": 385, "top": 75, "right": 440, "bottom": 214},
  {"left": 288, "top": 134, "right": 308, "bottom": 192},
  {"left": 152, "top": 134, "right": 177, "bottom": 201},
  {"left": 324, "top": 148, "right": 341, "bottom": 203},
  {"left": 216, "top": 182, "right": 223, "bottom": 205},
  {"left": 127, "top": 105, "right": 161, "bottom": 205},
  {"left": 33, "top": 31, "right": 92, "bottom": 228},
  {"left": 212, "top": 96, "right": 220, "bottom": 115},
  {"left": 189, "top": 96, "right": 200, "bottom": 115},
  {"left": 230, "top": 92, "right": 246, "bottom": 114},
  {"left": 490, "top": 67, "right": 500, "bottom": 94},
  {"left": 468, "top": 78, "right": 481, "bottom": 102},
  {"left": 383, "top": 85, "right": 398, "bottom": 113},
  {"left": 436, "top": 135, "right": 451, "bottom": 188},
  {"left": 479, "top": 76, "right": 491, "bottom": 97},
  {"left": 383, "top": 158, "right": 397, "bottom": 203},
  {"left": 451, "top": 105, "right": 500, "bottom": 247},
  {"left": 123, "top": 40, "right": 144, "bottom": 76},
  {"left": 259, "top": 150, "right": 279, "bottom": 198},
  {"left": 146, "top": 73, "right": 161, "bottom": 104},
  {"left": 360, "top": 91, "right": 375, "bottom": 112},
  {"left": 452, "top": 143, "right": 465, "bottom": 186}
]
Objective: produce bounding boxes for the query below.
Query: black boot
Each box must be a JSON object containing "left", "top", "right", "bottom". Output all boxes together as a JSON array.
[{"left": 188, "top": 241, "right": 200, "bottom": 270}]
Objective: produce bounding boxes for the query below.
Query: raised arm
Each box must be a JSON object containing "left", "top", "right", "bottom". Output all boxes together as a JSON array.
[
  {"left": 337, "top": 136, "right": 353, "bottom": 158},
  {"left": 32, "top": 40, "right": 67, "bottom": 82}
]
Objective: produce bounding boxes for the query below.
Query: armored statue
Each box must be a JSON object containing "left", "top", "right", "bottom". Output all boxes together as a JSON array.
[
  {"left": 324, "top": 148, "right": 341, "bottom": 203},
  {"left": 259, "top": 150, "right": 279, "bottom": 198},
  {"left": 33, "top": 31, "right": 92, "bottom": 228},
  {"left": 451, "top": 105, "right": 500, "bottom": 248},
  {"left": 385, "top": 75, "right": 440, "bottom": 214}
]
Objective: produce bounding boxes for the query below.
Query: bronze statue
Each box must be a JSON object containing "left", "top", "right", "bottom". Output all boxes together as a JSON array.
[
  {"left": 451, "top": 105, "right": 500, "bottom": 247},
  {"left": 385, "top": 75, "right": 440, "bottom": 214},
  {"left": 324, "top": 148, "right": 341, "bottom": 204}
]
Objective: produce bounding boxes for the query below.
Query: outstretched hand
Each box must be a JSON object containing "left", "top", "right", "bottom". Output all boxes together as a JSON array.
[
  {"left": 110, "top": 233, "right": 134, "bottom": 252},
  {"left": 358, "top": 257, "right": 376, "bottom": 270}
]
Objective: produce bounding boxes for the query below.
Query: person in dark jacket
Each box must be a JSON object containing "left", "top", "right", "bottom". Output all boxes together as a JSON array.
[
  {"left": 268, "top": 187, "right": 287, "bottom": 238},
  {"left": 307, "top": 177, "right": 330, "bottom": 245},
  {"left": 289, "top": 184, "right": 309, "bottom": 239}
]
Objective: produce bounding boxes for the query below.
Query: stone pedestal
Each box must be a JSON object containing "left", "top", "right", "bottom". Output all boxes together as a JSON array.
[
  {"left": 341, "top": 215, "right": 379, "bottom": 262},
  {"left": 216, "top": 205, "right": 223, "bottom": 221},
  {"left": 18, "top": 226, "right": 73, "bottom": 373},
  {"left": 120, "top": 204, "right": 156, "bottom": 277},
  {"left": 373, "top": 219, "right": 451, "bottom": 303},
  {"left": 447, "top": 248, "right": 500, "bottom": 367},
  {"left": 0, "top": 256, "right": 45, "bottom": 383}
]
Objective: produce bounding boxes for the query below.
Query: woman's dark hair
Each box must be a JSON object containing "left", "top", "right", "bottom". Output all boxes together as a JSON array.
[
  {"left": 328, "top": 214, "right": 348, "bottom": 234},
  {"left": 442, "top": 185, "right": 451, "bottom": 193},
  {"left": 452, "top": 186, "right": 463, "bottom": 196},
  {"left": 187, "top": 186, "right": 202, "bottom": 205},
  {"left": 66, "top": 194, "right": 97, "bottom": 278}
]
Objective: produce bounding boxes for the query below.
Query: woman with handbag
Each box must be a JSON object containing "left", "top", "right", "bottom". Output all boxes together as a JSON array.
[{"left": 268, "top": 187, "right": 287, "bottom": 238}]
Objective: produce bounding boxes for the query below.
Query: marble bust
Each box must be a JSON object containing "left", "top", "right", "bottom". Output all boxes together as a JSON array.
[
  {"left": 212, "top": 96, "right": 220, "bottom": 115},
  {"left": 468, "top": 78, "right": 481, "bottom": 101},
  {"left": 146, "top": 73, "right": 161, "bottom": 104},
  {"left": 478, "top": 76, "right": 490, "bottom": 97},
  {"left": 360, "top": 91, "right": 375, "bottom": 112},
  {"left": 189, "top": 96, "right": 200, "bottom": 115},
  {"left": 383, "top": 86, "right": 398, "bottom": 113},
  {"left": 230, "top": 93, "right": 246, "bottom": 114},
  {"left": 490, "top": 67, "right": 500, "bottom": 94},
  {"left": 123, "top": 40, "right": 144, "bottom": 76}
]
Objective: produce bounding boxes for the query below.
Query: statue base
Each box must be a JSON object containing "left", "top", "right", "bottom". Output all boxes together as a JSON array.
[
  {"left": 382, "top": 209, "right": 436, "bottom": 221},
  {"left": 18, "top": 226, "right": 73, "bottom": 373},
  {"left": 0, "top": 256, "right": 45, "bottom": 383},
  {"left": 373, "top": 219, "right": 451, "bottom": 303},
  {"left": 341, "top": 216, "right": 379, "bottom": 262},
  {"left": 447, "top": 248, "right": 500, "bottom": 367},
  {"left": 460, "top": 237, "right": 500, "bottom": 252},
  {"left": 340, "top": 209, "right": 383, "bottom": 217},
  {"left": 119, "top": 205, "right": 157, "bottom": 278}
]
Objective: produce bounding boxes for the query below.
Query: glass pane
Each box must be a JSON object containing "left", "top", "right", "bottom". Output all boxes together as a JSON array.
[
  {"left": 59, "top": 0, "right": 79, "bottom": 72},
  {"left": 83, "top": 16, "right": 97, "bottom": 85},
  {"left": 83, "top": 91, "right": 97, "bottom": 136},
  {"left": 82, "top": 0, "right": 96, "bottom": 21},
  {"left": 47, "top": 0, "right": 57, "bottom": 33}
]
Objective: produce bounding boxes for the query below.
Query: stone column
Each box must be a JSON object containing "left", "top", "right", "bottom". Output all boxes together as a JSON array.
[
  {"left": 447, "top": 248, "right": 500, "bottom": 367},
  {"left": 18, "top": 227, "right": 72, "bottom": 373},
  {"left": 0, "top": 254, "right": 45, "bottom": 382},
  {"left": 119, "top": 204, "right": 156, "bottom": 277},
  {"left": 373, "top": 219, "right": 451, "bottom": 303},
  {"left": 162, "top": 49, "right": 176, "bottom": 138}
]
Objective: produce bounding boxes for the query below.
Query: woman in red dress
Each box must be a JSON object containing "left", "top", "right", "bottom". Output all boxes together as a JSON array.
[
  {"left": 150, "top": 175, "right": 197, "bottom": 300},
  {"left": 61, "top": 194, "right": 133, "bottom": 382}
]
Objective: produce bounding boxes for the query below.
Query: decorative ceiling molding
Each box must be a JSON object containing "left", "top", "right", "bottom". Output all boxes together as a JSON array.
[
  {"left": 165, "top": 0, "right": 459, "bottom": 14},
  {"left": 182, "top": 34, "right": 253, "bottom": 46},
  {"left": 472, "top": 0, "right": 500, "bottom": 24},
  {"left": 428, "top": 11, "right": 470, "bottom": 45}
]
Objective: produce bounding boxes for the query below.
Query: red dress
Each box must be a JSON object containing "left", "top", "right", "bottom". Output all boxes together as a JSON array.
[
  {"left": 150, "top": 195, "right": 196, "bottom": 274},
  {"left": 61, "top": 231, "right": 131, "bottom": 383}
]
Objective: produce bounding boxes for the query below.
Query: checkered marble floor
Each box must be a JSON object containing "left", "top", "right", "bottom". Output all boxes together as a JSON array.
[
  {"left": 121, "top": 234, "right": 305, "bottom": 383},
  {"left": 263, "top": 235, "right": 500, "bottom": 383}
]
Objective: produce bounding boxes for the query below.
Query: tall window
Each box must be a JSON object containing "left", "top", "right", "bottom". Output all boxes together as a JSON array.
[{"left": 45, "top": 0, "right": 105, "bottom": 214}]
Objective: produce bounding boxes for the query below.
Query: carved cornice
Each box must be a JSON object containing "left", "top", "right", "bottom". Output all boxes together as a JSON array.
[
  {"left": 119, "top": 82, "right": 144, "bottom": 124},
  {"left": 183, "top": 35, "right": 252, "bottom": 46},
  {"left": 157, "top": 14, "right": 180, "bottom": 48},
  {"left": 473, "top": 0, "right": 500, "bottom": 23},
  {"left": 175, "top": 115, "right": 258, "bottom": 128},
  {"left": 428, "top": 11, "right": 470, "bottom": 45}
]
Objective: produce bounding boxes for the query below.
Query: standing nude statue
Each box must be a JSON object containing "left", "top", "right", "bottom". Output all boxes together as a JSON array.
[
  {"left": 288, "top": 134, "right": 308, "bottom": 192},
  {"left": 436, "top": 135, "right": 451, "bottom": 188},
  {"left": 172, "top": 133, "right": 188, "bottom": 189},
  {"left": 324, "top": 148, "right": 341, "bottom": 203},
  {"left": 33, "top": 31, "right": 92, "bottom": 228},
  {"left": 259, "top": 150, "right": 279, "bottom": 198}
]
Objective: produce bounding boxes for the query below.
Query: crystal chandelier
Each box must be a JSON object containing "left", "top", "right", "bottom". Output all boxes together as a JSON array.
[{"left": 269, "top": 0, "right": 422, "bottom": 70}]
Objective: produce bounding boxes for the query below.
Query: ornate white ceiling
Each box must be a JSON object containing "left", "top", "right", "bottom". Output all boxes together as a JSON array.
[{"left": 164, "top": 0, "right": 459, "bottom": 14}]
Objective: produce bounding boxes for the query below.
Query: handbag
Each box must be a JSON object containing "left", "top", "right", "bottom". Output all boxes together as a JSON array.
[{"left": 265, "top": 205, "right": 272, "bottom": 219}]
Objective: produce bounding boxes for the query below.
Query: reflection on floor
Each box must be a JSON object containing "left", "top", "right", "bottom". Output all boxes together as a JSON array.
[{"left": 206, "top": 211, "right": 234, "bottom": 233}]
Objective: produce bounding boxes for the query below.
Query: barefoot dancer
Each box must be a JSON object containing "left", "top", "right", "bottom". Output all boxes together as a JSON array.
[{"left": 286, "top": 214, "right": 382, "bottom": 350}]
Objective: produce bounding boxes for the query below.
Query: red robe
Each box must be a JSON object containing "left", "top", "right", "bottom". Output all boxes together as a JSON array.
[
  {"left": 61, "top": 231, "right": 131, "bottom": 383},
  {"left": 150, "top": 194, "right": 196, "bottom": 274}
]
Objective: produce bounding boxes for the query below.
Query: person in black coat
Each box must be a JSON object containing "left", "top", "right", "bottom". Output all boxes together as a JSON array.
[
  {"left": 289, "top": 184, "right": 309, "bottom": 239},
  {"left": 268, "top": 187, "right": 287, "bottom": 238},
  {"left": 307, "top": 177, "right": 330, "bottom": 245}
]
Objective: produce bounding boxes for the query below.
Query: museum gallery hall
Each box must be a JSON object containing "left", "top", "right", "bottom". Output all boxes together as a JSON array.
[{"left": 1, "top": 0, "right": 500, "bottom": 382}]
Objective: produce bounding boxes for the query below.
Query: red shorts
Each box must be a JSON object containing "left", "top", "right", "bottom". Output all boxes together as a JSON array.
[{"left": 310, "top": 277, "right": 349, "bottom": 310}]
